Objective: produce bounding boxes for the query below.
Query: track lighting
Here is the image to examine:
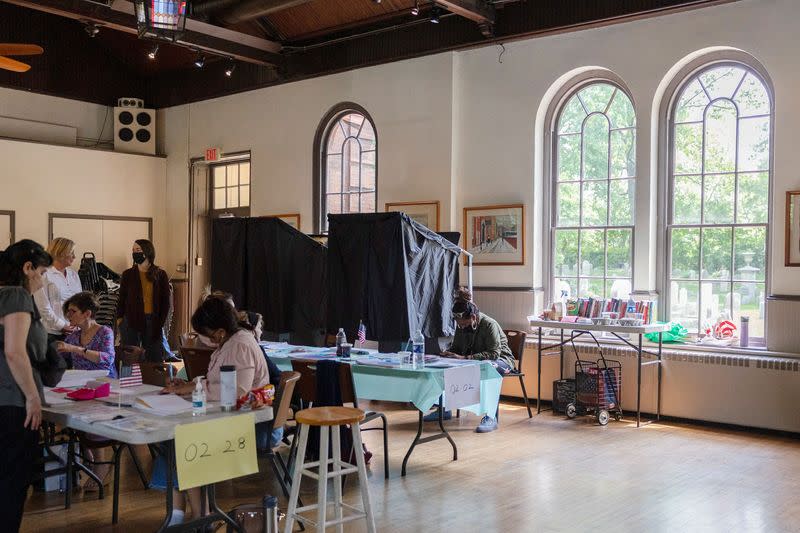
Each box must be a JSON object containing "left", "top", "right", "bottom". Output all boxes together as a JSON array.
[
  {"left": 194, "top": 53, "right": 205, "bottom": 68},
  {"left": 411, "top": 0, "right": 419, "bottom": 15},
  {"left": 147, "top": 43, "right": 159, "bottom": 60},
  {"left": 430, "top": 6, "right": 441, "bottom": 23},
  {"left": 84, "top": 22, "right": 100, "bottom": 38},
  {"left": 225, "top": 61, "right": 236, "bottom": 77}
]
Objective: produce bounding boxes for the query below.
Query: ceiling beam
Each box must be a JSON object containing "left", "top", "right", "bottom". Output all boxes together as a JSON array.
[
  {"left": 1, "top": 0, "right": 284, "bottom": 66},
  {"left": 435, "top": 0, "right": 495, "bottom": 24}
]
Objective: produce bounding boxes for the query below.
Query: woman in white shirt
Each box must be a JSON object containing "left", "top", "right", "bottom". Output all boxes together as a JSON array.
[{"left": 33, "top": 238, "right": 81, "bottom": 344}]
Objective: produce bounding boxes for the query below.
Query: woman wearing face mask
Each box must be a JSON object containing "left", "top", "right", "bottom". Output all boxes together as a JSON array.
[
  {"left": 0, "top": 239, "right": 51, "bottom": 531},
  {"left": 438, "top": 288, "right": 514, "bottom": 433},
  {"left": 33, "top": 237, "right": 81, "bottom": 345},
  {"left": 117, "top": 239, "right": 171, "bottom": 362}
]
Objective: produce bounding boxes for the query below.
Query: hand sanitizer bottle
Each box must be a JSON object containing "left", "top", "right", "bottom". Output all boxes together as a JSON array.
[{"left": 192, "top": 377, "right": 206, "bottom": 416}]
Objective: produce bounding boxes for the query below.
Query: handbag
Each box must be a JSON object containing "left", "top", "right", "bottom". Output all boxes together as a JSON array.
[{"left": 35, "top": 341, "right": 67, "bottom": 387}]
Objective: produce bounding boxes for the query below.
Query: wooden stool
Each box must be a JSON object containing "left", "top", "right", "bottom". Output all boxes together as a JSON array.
[{"left": 284, "top": 407, "right": 376, "bottom": 533}]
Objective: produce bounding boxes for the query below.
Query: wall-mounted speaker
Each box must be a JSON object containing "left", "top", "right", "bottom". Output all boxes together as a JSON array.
[
  {"left": 117, "top": 97, "right": 145, "bottom": 108},
  {"left": 113, "top": 107, "right": 155, "bottom": 155}
]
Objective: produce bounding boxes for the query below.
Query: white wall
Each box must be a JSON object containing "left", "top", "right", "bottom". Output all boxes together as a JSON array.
[{"left": 0, "top": 138, "right": 167, "bottom": 262}]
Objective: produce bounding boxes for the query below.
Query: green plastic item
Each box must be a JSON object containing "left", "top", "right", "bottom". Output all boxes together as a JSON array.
[{"left": 645, "top": 322, "right": 689, "bottom": 343}]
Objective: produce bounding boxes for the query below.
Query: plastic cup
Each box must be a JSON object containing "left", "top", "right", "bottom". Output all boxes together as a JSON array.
[
  {"left": 340, "top": 343, "right": 353, "bottom": 358},
  {"left": 398, "top": 351, "right": 412, "bottom": 366}
]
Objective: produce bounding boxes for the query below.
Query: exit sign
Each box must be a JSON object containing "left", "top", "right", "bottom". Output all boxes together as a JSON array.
[{"left": 205, "top": 147, "right": 221, "bottom": 161}]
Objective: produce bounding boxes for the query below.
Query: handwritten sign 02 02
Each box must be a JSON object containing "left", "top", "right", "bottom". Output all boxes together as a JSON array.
[
  {"left": 444, "top": 364, "right": 481, "bottom": 410},
  {"left": 174, "top": 413, "right": 258, "bottom": 490}
]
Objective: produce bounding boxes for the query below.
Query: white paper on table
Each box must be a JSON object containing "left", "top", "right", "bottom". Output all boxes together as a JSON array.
[
  {"left": 354, "top": 357, "right": 401, "bottom": 368},
  {"left": 43, "top": 388, "right": 72, "bottom": 406},
  {"left": 56, "top": 369, "right": 110, "bottom": 388},
  {"left": 443, "top": 364, "right": 481, "bottom": 410},
  {"left": 70, "top": 403, "right": 125, "bottom": 423},
  {"left": 135, "top": 394, "right": 193, "bottom": 416},
  {"left": 99, "top": 415, "right": 169, "bottom": 433}
]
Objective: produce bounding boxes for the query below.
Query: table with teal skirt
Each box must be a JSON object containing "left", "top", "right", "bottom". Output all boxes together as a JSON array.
[{"left": 268, "top": 349, "right": 503, "bottom": 475}]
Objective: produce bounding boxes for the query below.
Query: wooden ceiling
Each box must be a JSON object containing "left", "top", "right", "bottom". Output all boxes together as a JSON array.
[{"left": 0, "top": 0, "right": 737, "bottom": 108}]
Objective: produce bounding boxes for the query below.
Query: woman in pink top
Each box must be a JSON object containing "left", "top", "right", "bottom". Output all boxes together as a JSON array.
[{"left": 161, "top": 296, "right": 269, "bottom": 525}]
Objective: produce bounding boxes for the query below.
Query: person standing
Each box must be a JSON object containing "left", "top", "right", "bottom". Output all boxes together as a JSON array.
[
  {"left": 117, "top": 239, "right": 171, "bottom": 362},
  {"left": 33, "top": 237, "right": 81, "bottom": 344},
  {"left": 0, "top": 239, "right": 51, "bottom": 531}
]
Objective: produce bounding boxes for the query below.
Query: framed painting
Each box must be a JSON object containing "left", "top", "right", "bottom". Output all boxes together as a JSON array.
[
  {"left": 463, "top": 204, "right": 524, "bottom": 265},
  {"left": 786, "top": 191, "right": 800, "bottom": 266},
  {"left": 385, "top": 201, "right": 440, "bottom": 231},
  {"left": 263, "top": 213, "right": 301, "bottom": 231}
]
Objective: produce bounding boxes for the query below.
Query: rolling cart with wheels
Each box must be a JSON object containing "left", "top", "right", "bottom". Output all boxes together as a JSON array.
[{"left": 566, "top": 351, "right": 623, "bottom": 426}]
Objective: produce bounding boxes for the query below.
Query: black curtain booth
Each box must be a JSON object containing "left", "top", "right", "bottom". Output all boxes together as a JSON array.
[
  {"left": 326, "top": 212, "right": 460, "bottom": 344},
  {"left": 211, "top": 217, "right": 327, "bottom": 344}
]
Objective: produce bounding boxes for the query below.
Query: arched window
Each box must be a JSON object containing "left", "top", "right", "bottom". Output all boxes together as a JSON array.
[
  {"left": 552, "top": 81, "right": 636, "bottom": 301},
  {"left": 666, "top": 64, "right": 771, "bottom": 338},
  {"left": 315, "top": 104, "right": 377, "bottom": 232}
]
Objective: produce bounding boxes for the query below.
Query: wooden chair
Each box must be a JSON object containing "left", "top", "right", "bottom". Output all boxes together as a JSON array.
[
  {"left": 178, "top": 345, "right": 214, "bottom": 380},
  {"left": 290, "top": 359, "right": 390, "bottom": 479},
  {"left": 139, "top": 362, "right": 177, "bottom": 386},
  {"left": 257, "top": 372, "right": 301, "bottom": 503},
  {"left": 503, "top": 329, "right": 532, "bottom": 418}
]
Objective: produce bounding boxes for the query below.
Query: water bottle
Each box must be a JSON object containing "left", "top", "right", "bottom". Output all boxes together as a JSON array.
[
  {"left": 335, "top": 328, "right": 347, "bottom": 356},
  {"left": 220, "top": 365, "right": 237, "bottom": 412},
  {"left": 411, "top": 329, "right": 425, "bottom": 369},
  {"left": 192, "top": 377, "right": 206, "bottom": 416},
  {"left": 263, "top": 495, "right": 278, "bottom": 533},
  {"left": 740, "top": 316, "right": 750, "bottom": 347}
]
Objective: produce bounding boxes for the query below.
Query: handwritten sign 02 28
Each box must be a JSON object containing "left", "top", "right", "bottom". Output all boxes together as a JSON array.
[
  {"left": 174, "top": 413, "right": 258, "bottom": 490},
  {"left": 443, "top": 364, "right": 481, "bottom": 410}
]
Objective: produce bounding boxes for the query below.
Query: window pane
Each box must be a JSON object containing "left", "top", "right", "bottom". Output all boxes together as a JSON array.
[
  {"left": 606, "top": 229, "right": 632, "bottom": 277},
  {"left": 348, "top": 193, "right": 360, "bottom": 213},
  {"left": 359, "top": 120, "right": 376, "bottom": 152},
  {"left": 213, "top": 166, "right": 226, "bottom": 188},
  {"left": 553, "top": 229, "right": 579, "bottom": 277},
  {"left": 674, "top": 123, "right": 703, "bottom": 174},
  {"left": 737, "top": 172, "right": 768, "bottom": 223},
  {"left": 703, "top": 174, "right": 735, "bottom": 223},
  {"left": 557, "top": 134, "right": 581, "bottom": 181},
  {"left": 699, "top": 66, "right": 745, "bottom": 100},
  {"left": 226, "top": 186, "right": 238, "bottom": 208},
  {"left": 609, "top": 179, "right": 634, "bottom": 226},
  {"left": 558, "top": 95, "right": 586, "bottom": 134},
  {"left": 579, "top": 278, "right": 605, "bottom": 299},
  {"left": 671, "top": 228, "right": 700, "bottom": 279},
  {"left": 734, "top": 227, "right": 766, "bottom": 282},
  {"left": 326, "top": 194, "right": 342, "bottom": 216},
  {"left": 361, "top": 192, "right": 376, "bottom": 213},
  {"left": 239, "top": 185, "right": 250, "bottom": 207},
  {"left": 606, "top": 278, "right": 632, "bottom": 300},
  {"left": 344, "top": 138, "right": 360, "bottom": 192},
  {"left": 606, "top": 92, "right": 635, "bottom": 129},
  {"left": 700, "top": 281, "right": 731, "bottom": 331},
  {"left": 554, "top": 278, "right": 577, "bottom": 300},
  {"left": 326, "top": 154, "right": 342, "bottom": 194},
  {"left": 733, "top": 282, "right": 765, "bottom": 338},
  {"left": 610, "top": 129, "right": 635, "bottom": 178},
  {"left": 578, "top": 84, "right": 615, "bottom": 114},
  {"left": 326, "top": 121, "right": 346, "bottom": 153},
  {"left": 701, "top": 227, "right": 732, "bottom": 280},
  {"left": 239, "top": 162, "right": 250, "bottom": 185},
  {"left": 582, "top": 114, "right": 610, "bottom": 180},
  {"left": 361, "top": 151, "right": 376, "bottom": 191},
  {"left": 226, "top": 164, "right": 239, "bottom": 187},
  {"left": 581, "top": 181, "right": 608, "bottom": 227},
  {"left": 579, "top": 229, "right": 605, "bottom": 277},
  {"left": 734, "top": 73, "right": 770, "bottom": 117},
  {"left": 675, "top": 78, "right": 708, "bottom": 123},
  {"left": 341, "top": 113, "right": 363, "bottom": 137},
  {"left": 704, "top": 99, "right": 737, "bottom": 173},
  {"left": 738, "top": 116, "right": 770, "bottom": 172},
  {"left": 670, "top": 280, "right": 699, "bottom": 332},
  {"left": 556, "top": 183, "right": 580, "bottom": 226},
  {"left": 213, "top": 188, "right": 225, "bottom": 210},
  {"left": 673, "top": 175, "right": 702, "bottom": 224}
]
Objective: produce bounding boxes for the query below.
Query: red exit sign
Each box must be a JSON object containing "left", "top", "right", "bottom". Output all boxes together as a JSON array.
[{"left": 205, "top": 147, "right": 221, "bottom": 161}]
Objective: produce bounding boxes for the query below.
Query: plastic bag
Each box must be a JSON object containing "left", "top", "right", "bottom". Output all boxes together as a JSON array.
[{"left": 644, "top": 322, "right": 688, "bottom": 343}]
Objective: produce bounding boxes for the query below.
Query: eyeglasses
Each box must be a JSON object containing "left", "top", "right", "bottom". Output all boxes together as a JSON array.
[{"left": 452, "top": 311, "right": 469, "bottom": 319}]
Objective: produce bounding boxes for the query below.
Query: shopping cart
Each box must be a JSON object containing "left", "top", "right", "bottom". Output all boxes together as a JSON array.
[{"left": 565, "top": 334, "right": 623, "bottom": 425}]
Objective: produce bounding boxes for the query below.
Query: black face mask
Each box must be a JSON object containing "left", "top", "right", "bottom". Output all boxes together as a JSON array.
[{"left": 132, "top": 252, "right": 146, "bottom": 265}]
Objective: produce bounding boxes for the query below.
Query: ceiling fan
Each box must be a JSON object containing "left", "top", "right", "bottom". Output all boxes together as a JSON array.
[{"left": 0, "top": 44, "right": 44, "bottom": 73}]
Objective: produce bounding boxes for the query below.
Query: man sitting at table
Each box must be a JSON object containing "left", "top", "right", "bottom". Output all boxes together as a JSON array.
[{"left": 434, "top": 288, "right": 515, "bottom": 433}]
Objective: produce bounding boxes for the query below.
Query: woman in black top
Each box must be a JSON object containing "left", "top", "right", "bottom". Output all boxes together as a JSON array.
[{"left": 0, "top": 240, "right": 52, "bottom": 532}]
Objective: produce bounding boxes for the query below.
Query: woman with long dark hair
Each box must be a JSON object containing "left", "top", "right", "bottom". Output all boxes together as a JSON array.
[
  {"left": 117, "top": 239, "right": 171, "bottom": 362},
  {"left": 0, "top": 239, "right": 51, "bottom": 531}
]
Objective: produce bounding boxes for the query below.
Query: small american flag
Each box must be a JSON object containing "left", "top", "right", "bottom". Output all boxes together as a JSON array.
[
  {"left": 357, "top": 321, "right": 366, "bottom": 346},
  {"left": 119, "top": 363, "right": 143, "bottom": 388}
]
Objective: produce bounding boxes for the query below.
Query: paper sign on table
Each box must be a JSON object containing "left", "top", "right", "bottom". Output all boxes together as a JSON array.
[
  {"left": 443, "top": 364, "right": 481, "bottom": 409},
  {"left": 174, "top": 413, "right": 258, "bottom": 490}
]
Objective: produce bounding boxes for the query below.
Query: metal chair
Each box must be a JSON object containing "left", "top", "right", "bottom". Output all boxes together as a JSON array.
[{"left": 503, "top": 329, "right": 532, "bottom": 418}]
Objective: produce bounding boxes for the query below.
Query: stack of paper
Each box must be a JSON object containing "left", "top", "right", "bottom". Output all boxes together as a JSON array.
[
  {"left": 56, "top": 369, "right": 110, "bottom": 388},
  {"left": 135, "top": 394, "right": 193, "bottom": 416}
]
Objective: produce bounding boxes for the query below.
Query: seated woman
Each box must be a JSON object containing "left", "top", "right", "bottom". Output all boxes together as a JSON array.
[
  {"left": 160, "top": 297, "right": 272, "bottom": 525},
  {"left": 438, "top": 288, "right": 515, "bottom": 433},
  {"left": 57, "top": 292, "right": 117, "bottom": 378}
]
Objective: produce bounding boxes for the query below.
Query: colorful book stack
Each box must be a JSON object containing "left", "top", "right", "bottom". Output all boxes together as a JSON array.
[{"left": 567, "top": 298, "right": 656, "bottom": 324}]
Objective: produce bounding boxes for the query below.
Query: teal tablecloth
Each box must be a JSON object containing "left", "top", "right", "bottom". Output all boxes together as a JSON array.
[{"left": 270, "top": 354, "right": 502, "bottom": 417}]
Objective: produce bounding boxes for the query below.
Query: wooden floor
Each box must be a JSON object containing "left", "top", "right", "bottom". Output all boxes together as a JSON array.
[{"left": 21, "top": 402, "right": 800, "bottom": 533}]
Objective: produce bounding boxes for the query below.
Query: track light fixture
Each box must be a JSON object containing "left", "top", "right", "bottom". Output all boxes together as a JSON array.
[
  {"left": 430, "top": 6, "right": 441, "bottom": 23},
  {"left": 225, "top": 60, "right": 236, "bottom": 77},
  {"left": 194, "top": 53, "right": 205, "bottom": 68},
  {"left": 411, "top": 0, "right": 419, "bottom": 15},
  {"left": 147, "top": 43, "right": 159, "bottom": 60},
  {"left": 84, "top": 22, "right": 100, "bottom": 38}
]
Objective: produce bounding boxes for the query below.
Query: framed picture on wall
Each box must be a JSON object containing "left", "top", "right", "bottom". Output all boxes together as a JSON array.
[
  {"left": 263, "top": 213, "right": 301, "bottom": 231},
  {"left": 385, "top": 201, "right": 440, "bottom": 231},
  {"left": 463, "top": 204, "right": 524, "bottom": 265},
  {"left": 786, "top": 191, "right": 800, "bottom": 266}
]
